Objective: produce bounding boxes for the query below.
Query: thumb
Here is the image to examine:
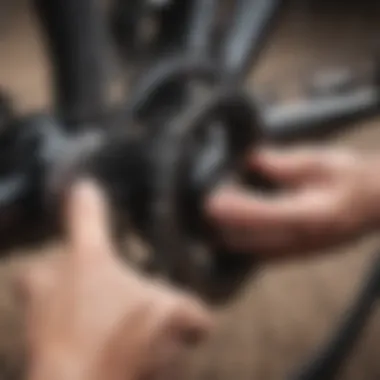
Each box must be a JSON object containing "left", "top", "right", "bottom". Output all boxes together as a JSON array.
[
  {"left": 65, "top": 180, "right": 114, "bottom": 260},
  {"left": 249, "top": 147, "right": 326, "bottom": 184}
]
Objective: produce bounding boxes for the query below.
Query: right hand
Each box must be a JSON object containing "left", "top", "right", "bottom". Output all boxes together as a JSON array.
[{"left": 206, "top": 147, "right": 380, "bottom": 257}]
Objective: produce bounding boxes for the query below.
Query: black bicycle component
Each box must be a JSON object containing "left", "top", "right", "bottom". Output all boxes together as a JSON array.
[
  {"left": 147, "top": 88, "right": 263, "bottom": 299},
  {"left": 125, "top": 56, "right": 221, "bottom": 125},
  {"left": 153, "top": 0, "right": 193, "bottom": 55},
  {"left": 111, "top": 0, "right": 150, "bottom": 63},
  {"left": 34, "top": 0, "right": 109, "bottom": 127},
  {"left": 307, "top": 67, "right": 360, "bottom": 97},
  {"left": 0, "top": 114, "right": 67, "bottom": 248},
  {"left": 219, "top": 0, "right": 284, "bottom": 83},
  {"left": 132, "top": 0, "right": 196, "bottom": 123},
  {"left": 264, "top": 83, "right": 380, "bottom": 140},
  {"left": 186, "top": 0, "right": 218, "bottom": 58}
]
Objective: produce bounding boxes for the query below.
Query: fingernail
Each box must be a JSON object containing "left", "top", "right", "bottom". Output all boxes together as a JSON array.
[{"left": 70, "top": 180, "right": 100, "bottom": 206}]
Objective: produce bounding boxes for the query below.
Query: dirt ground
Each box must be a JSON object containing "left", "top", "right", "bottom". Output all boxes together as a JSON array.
[{"left": 0, "top": 1, "right": 380, "bottom": 380}]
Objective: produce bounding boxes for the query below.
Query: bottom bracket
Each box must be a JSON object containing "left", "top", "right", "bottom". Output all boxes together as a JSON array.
[{"left": 148, "top": 88, "right": 267, "bottom": 303}]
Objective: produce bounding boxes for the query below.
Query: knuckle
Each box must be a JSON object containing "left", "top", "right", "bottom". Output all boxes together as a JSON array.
[{"left": 327, "top": 149, "right": 358, "bottom": 171}]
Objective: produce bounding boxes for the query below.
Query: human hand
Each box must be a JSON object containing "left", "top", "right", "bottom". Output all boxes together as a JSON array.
[
  {"left": 21, "top": 181, "right": 212, "bottom": 380},
  {"left": 206, "top": 147, "right": 380, "bottom": 257}
]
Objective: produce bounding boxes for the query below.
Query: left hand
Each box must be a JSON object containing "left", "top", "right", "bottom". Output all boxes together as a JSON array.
[{"left": 20, "top": 181, "right": 212, "bottom": 380}]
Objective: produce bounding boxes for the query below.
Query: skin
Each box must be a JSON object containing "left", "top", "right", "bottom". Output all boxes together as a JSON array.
[
  {"left": 206, "top": 147, "right": 380, "bottom": 257},
  {"left": 19, "top": 181, "right": 212, "bottom": 380}
]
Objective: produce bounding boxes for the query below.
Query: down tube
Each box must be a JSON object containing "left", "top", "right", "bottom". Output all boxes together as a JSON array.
[{"left": 34, "top": 0, "right": 109, "bottom": 128}]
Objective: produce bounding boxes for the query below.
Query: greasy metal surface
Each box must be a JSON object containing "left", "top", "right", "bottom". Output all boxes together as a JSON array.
[{"left": 0, "top": 2, "right": 379, "bottom": 380}]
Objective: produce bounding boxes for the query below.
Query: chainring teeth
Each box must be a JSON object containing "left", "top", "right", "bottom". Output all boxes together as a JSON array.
[{"left": 148, "top": 88, "right": 263, "bottom": 303}]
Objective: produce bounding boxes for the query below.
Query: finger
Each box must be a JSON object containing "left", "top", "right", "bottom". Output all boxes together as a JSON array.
[
  {"left": 207, "top": 186, "right": 329, "bottom": 229},
  {"left": 218, "top": 225, "right": 296, "bottom": 253},
  {"left": 218, "top": 221, "right": 320, "bottom": 257},
  {"left": 65, "top": 180, "right": 113, "bottom": 258},
  {"left": 218, "top": 221, "right": 352, "bottom": 258},
  {"left": 248, "top": 147, "right": 326, "bottom": 184}
]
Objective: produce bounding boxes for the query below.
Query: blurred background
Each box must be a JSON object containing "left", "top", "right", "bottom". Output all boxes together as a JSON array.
[{"left": 0, "top": 0, "right": 380, "bottom": 379}]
